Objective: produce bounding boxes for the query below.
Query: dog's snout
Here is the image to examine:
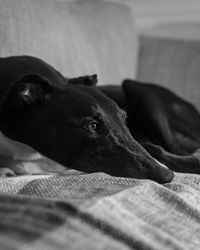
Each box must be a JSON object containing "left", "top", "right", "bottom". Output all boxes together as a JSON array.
[{"left": 112, "top": 135, "right": 174, "bottom": 183}]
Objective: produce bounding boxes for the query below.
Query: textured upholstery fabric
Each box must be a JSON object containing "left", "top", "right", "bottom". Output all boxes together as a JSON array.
[
  {"left": 0, "top": 0, "right": 138, "bottom": 84},
  {"left": 0, "top": 172, "right": 200, "bottom": 249},
  {"left": 137, "top": 23, "right": 200, "bottom": 110}
]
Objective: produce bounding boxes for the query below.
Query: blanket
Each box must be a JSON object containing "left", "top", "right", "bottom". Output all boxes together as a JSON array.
[{"left": 0, "top": 171, "right": 199, "bottom": 250}]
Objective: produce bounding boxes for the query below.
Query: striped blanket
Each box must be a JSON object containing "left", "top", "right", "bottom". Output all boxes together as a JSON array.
[{"left": 0, "top": 171, "right": 200, "bottom": 250}]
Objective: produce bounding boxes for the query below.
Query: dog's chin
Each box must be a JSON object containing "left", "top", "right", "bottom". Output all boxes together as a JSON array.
[
  {"left": 62, "top": 156, "right": 174, "bottom": 183},
  {"left": 111, "top": 169, "right": 173, "bottom": 184},
  {"left": 105, "top": 160, "right": 174, "bottom": 183}
]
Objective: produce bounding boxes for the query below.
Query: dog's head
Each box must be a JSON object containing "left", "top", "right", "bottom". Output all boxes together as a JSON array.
[{"left": 0, "top": 74, "right": 174, "bottom": 183}]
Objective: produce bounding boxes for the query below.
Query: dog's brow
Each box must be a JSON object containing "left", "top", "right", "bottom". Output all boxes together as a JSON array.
[{"left": 92, "top": 105, "right": 104, "bottom": 115}]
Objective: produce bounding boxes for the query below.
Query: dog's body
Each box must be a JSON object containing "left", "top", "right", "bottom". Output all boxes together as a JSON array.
[
  {"left": 100, "top": 82, "right": 200, "bottom": 154},
  {"left": 0, "top": 56, "right": 200, "bottom": 182},
  {"left": 99, "top": 83, "right": 200, "bottom": 174}
]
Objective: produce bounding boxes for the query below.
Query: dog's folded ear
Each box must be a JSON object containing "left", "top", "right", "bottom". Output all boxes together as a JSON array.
[
  {"left": 0, "top": 74, "right": 53, "bottom": 113},
  {"left": 122, "top": 79, "right": 144, "bottom": 102},
  {"left": 67, "top": 74, "right": 98, "bottom": 86},
  {"left": 17, "top": 74, "right": 53, "bottom": 105}
]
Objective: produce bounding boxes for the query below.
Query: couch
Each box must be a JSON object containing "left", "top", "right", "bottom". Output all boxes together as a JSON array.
[{"left": 1, "top": 0, "right": 200, "bottom": 249}]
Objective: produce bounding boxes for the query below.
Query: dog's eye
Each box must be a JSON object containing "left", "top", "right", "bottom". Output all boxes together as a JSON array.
[{"left": 87, "top": 122, "right": 98, "bottom": 133}]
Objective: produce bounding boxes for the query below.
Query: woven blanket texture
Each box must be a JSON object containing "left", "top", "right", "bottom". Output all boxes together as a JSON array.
[{"left": 0, "top": 171, "right": 199, "bottom": 250}]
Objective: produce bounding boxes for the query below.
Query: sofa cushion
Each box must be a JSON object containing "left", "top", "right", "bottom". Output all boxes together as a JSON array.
[
  {"left": 137, "top": 22, "right": 200, "bottom": 109},
  {"left": 0, "top": 0, "right": 137, "bottom": 84}
]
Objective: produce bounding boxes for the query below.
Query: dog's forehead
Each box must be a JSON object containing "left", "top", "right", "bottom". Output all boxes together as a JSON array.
[{"left": 56, "top": 84, "right": 120, "bottom": 115}]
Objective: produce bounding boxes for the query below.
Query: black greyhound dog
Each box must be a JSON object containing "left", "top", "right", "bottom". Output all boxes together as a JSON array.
[{"left": 0, "top": 56, "right": 199, "bottom": 182}]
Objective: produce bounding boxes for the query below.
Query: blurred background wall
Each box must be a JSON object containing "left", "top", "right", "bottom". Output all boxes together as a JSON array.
[
  {"left": 109, "top": 0, "right": 200, "bottom": 29},
  {"left": 55, "top": 0, "right": 200, "bottom": 30}
]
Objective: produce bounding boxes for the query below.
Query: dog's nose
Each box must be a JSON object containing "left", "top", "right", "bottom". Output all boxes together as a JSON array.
[
  {"left": 147, "top": 159, "right": 174, "bottom": 183},
  {"left": 125, "top": 147, "right": 174, "bottom": 183}
]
